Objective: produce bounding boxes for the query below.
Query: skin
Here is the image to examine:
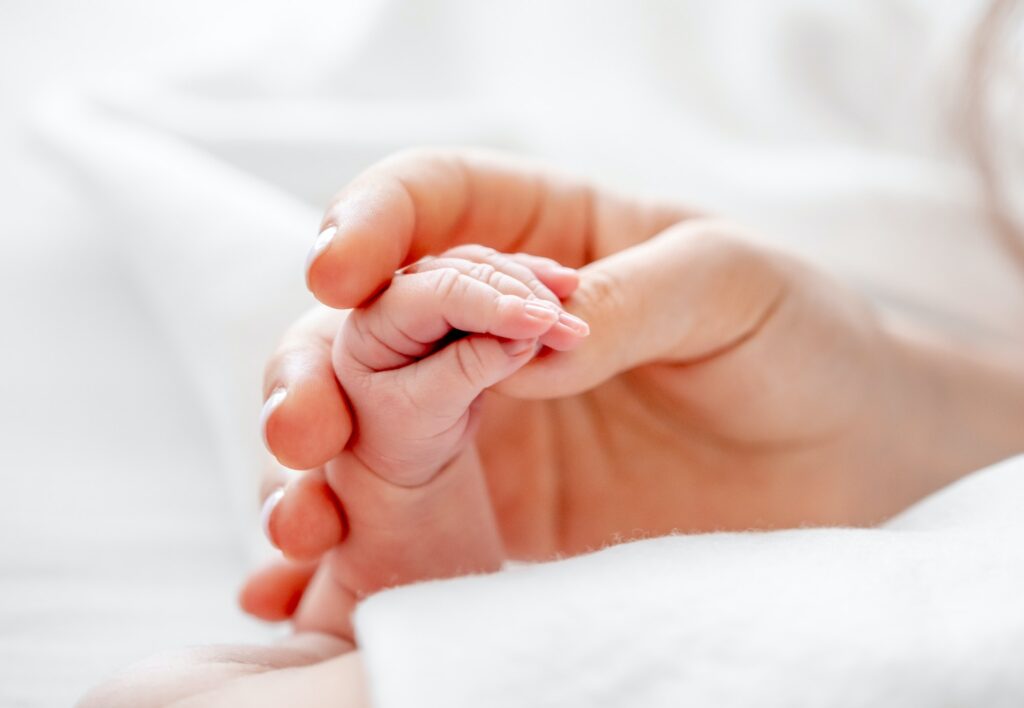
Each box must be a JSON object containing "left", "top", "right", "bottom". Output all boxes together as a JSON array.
[
  {"left": 80, "top": 149, "right": 1024, "bottom": 708},
  {"left": 282, "top": 246, "right": 590, "bottom": 637}
]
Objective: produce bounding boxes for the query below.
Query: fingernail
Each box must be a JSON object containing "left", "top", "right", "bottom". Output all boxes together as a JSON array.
[
  {"left": 500, "top": 338, "right": 535, "bottom": 357},
  {"left": 260, "top": 387, "right": 288, "bottom": 451},
  {"left": 523, "top": 300, "right": 559, "bottom": 321},
  {"left": 305, "top": 225, "right": 337, "bottom": 272},
  {"left": 548, "top": 265, "right": 578, "bottom": 279},
  {"left": 261, "top": 487, "right": 285, "bottom": 545},
  {"left": 558, "top": 311, "right": 590, "bottom": 336}
]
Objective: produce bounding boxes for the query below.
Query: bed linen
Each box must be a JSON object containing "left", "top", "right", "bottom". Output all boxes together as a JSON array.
[{"left": 355, "top": 453, "right": 1024, "bottom": 707}]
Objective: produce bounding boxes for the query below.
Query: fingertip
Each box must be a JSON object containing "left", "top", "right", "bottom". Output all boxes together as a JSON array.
[
  {"left": 306, "top": 236, "right": 387, "bottom": 309},
  {"left": 263, "top": 377, "right": 352, "bottom": 471},
  {"left": 261, "top": 487, "right": 286, "bottom": 546},
  {"left": 536, "top": 310, "right": 590, "bottom": 351},
  {"left": 307, "top": 183, "right": 415, "bottom": 308},
  {"left": 239, "top": 560, "right": 318, "bottom": 622},
  {"left": 517, "top": 297, "right": 561, "bottom": 325},
  {"left": 259, "top": 387, "right": 288, "bottom": 452},
  {"left": 269, "top": 473, "right": 347, "bottom": 561},
  {"left": 304, "top": 225, "right": 338, "bottom": 279}
]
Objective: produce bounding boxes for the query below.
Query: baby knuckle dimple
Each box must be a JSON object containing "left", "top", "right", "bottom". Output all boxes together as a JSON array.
[
  {"left": 467, "top": 261, "right": 498, "bottom": 285},
  {"left": 490, "top": 252, "right": 536, "bottom": 283},
  {"left": 483, "top": 268, "right": 530, "bottom": 301},
  {"left": 491, "top": 253, "right": 559, "bottom": 302},
  {"left": 429, "top": 266, "right": 466, "bottom": 302}
]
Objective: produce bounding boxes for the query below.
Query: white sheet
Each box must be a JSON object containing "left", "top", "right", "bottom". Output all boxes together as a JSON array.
[
  {"left": 355, "top": 453, "right": 1024, "bottom": 708},
  {"left": 2, "top": 0, "right": 1023, "bottom": 706}
]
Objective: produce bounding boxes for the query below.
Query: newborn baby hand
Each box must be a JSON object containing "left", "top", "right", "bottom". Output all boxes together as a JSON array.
[
  {"left": 336, "top": 245, "right": 588, "bottom": 484},
  {"left": 266, "top": 245, "right": 588, "bottom": 638}
]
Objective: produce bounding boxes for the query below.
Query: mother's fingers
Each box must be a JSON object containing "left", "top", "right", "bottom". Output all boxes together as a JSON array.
[
  {"left": 305, "top": 148, "right": 691, "bottom": 309},
  {"left": 262, "top": 468, "right": 347, "bottom": 561},
  {"left": 238, "top": 558, "right": 318, "bottom": 622},
  {"left": 262, "top": 306, "right": 353, "bottom": 470}
]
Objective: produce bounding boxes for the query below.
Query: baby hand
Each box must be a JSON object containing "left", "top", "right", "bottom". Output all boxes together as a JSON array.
[{"left": 271, "top": 245, "right": 589, "bottom": 637}]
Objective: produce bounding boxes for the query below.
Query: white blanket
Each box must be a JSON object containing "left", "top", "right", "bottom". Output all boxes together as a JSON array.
[
  {"left": 356, "top": 453, "right": 1024, "bottom": 707},
  {"left": 3, "top": 0, "right": 1024, "bottom": 705}
]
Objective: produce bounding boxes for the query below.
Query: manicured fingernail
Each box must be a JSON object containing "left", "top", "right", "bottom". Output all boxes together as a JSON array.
[
  {"left": 558, "top": 311, "right": 590, "bottom": 336},
  {"left": 523, "top": 300, "right": 559, "bottom": 321},
  {"left": 500, "top": 338, "right": 535, "bottom": 357},
  {"left": 260, "top": 387, "right": 287, "bottom": 451},
  {"left": 305, "top": 225, "right": 337, "bottom": 272},
  {"left": 261, "top": 487, "right": 285, "bottom": 545}
]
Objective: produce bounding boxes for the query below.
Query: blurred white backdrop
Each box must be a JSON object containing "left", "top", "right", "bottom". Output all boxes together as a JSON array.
[
  {"left": 0, "top": 2, "right": 341, "bottom": 706},
  {"left": 2, "top": 1, "right": 1022, "bottom": 706}
]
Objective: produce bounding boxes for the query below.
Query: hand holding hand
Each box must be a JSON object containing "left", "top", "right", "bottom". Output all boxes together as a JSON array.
[{"left": 245, "top": 148, "right": 1024, "bottom": 629}]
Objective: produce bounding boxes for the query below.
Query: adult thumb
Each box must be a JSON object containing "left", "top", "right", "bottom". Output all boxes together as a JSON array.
[{"left": 495, "top": 219, "right": 788, "bottom": 399}]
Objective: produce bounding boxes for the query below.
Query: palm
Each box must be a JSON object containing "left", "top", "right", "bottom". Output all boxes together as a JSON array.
[
  {"left": 400, "top": 156, "right": 892, "bottom": 558},
  {"left": 477, "top": 281, "right": 887, "bottom": 559}
]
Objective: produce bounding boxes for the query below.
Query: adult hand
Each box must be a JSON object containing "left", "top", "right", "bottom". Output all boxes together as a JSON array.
[
  {"left": 78, "top": 636, "right": 367, "bottom": 708},
  {"left": 244, "top": 148, "right": 1023, "bottom": 623}
]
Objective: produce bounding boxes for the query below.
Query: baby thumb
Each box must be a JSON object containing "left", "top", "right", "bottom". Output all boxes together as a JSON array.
[
  {"left": 394, "top": 333, "right": 538, "bottom": 421},
  {"left": 495, "top": 219, "right": 787, "bottom": 399}
]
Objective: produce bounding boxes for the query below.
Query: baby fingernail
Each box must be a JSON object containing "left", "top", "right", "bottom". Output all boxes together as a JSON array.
[
  {"left": 261, "top": 487, "right": 285, "bottom": 545},
  {"left": 305, "top": 225, "right": 337, "bottom": 271},
  {"left": 558, "top": 312, "right": 590, "bottom": 336},
  {"left": 523, "top": 300, "right": 559, "bottom": 321},
  {"left": 500, "top": 338, "right": 535, "bottom": 356},
  {"left": 260, "top": 387, "right": 288, "bottom": 451}
]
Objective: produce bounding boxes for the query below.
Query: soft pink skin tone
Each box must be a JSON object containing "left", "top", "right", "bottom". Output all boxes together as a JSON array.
[
  {"left": 283, "top": 246, "right": 589, "bottom": 638},
  {"left": 80, "top": 149, "right": 1024, "bottom": 708}
]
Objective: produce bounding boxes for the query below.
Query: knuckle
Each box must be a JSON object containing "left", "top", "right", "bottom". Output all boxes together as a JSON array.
[
  {"left": 453, "top": 339, "right": 489, "bottom": 389},
  {"left": 492, "top": 253, "right": 556, "bottom": 301},
  {"left": 503, "top": 255, "right": 559, "bottom": 301},
  {"left": 468, "top": 261, "right": 498, "bottom": 285},
  {"left": 673, "top": 219, "right": 766, "bottom": 272},
  {"left": 430, "top": 266, "right": 465, "bottom": 301},
  {"left": 657, "top": 219, "right": 785, "bottom": 298},
  {"left": 344, "top": 310, "right": 372, "bottom": 352}
]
